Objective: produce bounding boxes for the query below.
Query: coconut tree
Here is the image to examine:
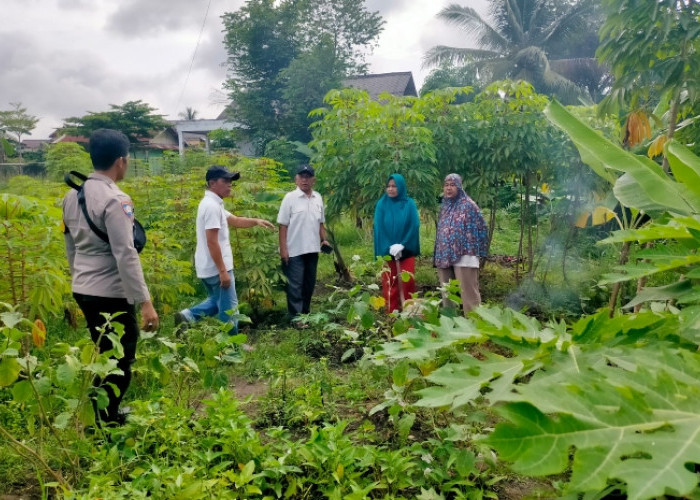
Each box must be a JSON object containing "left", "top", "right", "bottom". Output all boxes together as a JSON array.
[
  {"left": 178, "top": 107, "right": 199, "bottom": 120},
  {"left": 424, "top": 0, "right": 606, "bottom": 103}
]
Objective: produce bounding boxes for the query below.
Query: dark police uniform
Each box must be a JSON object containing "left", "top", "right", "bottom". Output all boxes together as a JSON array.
[{"left": 63, "top": 172, "right": 150, "bottom": 423}]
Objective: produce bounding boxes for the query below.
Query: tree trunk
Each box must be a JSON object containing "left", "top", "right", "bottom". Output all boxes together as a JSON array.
[
  {"left": 325, "top": 227, "right": 352, "bottom": 283},
  {"left": 516, "top": 177, "right": 525, "bottom": 283},
  {"left": 525, "top": 179, "right": 534, "bottom": 276},
  {"left": 608, "top": 241, "right": 632, "bottom": 317},
  {"left": 487, "top": 191, "right": 497, "bottom": 255}
]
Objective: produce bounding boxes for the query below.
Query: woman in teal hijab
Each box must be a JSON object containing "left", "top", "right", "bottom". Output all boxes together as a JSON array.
[{"left": 373, "top": 173, "right": 420, "bottom": 312}]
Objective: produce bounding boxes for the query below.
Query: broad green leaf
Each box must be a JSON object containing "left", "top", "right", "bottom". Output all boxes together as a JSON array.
[
  {"left": 11, "top": 379, "right": 33, "bottom": 402},
  {"left": 667, "top": 140, "right": 700, "bottom": 200},
  {"left": 56, "top": 355, "right": 80, "bottom": 386},
  {"left": 600, "top": 254, "right": 700, "bottom": 284},
  {"left": 0, "top": 311, "right": 24, "bottom": 329},
  {"left": 377, "top": 316, "right": 483, "bottom": 361},
  {"left": 415, "top": 353, "right": 524, "bottom": 409},
  {"left": 183, "top": 357, "right": 200, "bottom": 373},
  {"left": 80, "top": 343, "right": 96, "bottom": 364},
  {"left": 392, "top": 360, "right": 410, "bottom": 386},
  {"left": 623, "top": 280, "right": 693, "bottom": 309},
  {"left": 53, "top": 411, "right": 71, "bottom": 430},
  {"left": 452, "top": 449, "right": 476, "bottom": 477},
  {"left": 600, "top": 219, "right": 700, "bottom": 244},
  {"left": 361, "top": 312, "right": 374, "bottom": 329},
  {"left": 0, "top": 357, "right": 22, "bottom": 386},
  {"left": 397, "top": 413, "right": 416, "bottom": 442},
  {"left": 487, "top": 345, "right": 700, "bottom": 500},
  {"left": 544, "top": 100, "right": 695, "bottom": 215},
  {"left": 613, "top": 173, "right": 668, "bottom": 213}
]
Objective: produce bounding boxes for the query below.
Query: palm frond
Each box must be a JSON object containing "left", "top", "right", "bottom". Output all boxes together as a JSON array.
[
  {"left": 436, "top": 4, "right": 508, "bottom": 52},
  {"left": 541, "top": 67, "right": 590, "bottom": 104},
  {"left": 527, "top": 0, "right": 550, "bottom": 38},
  {"left": 550, "top": 57, "right": 611, "bottom": 101},
  {"left": 539, "top": 0, "right": 595, "bottom": 46},
  {"left": 511, "top": 46, "right": 588, "bottom": 104},
  {"left": 549, "top": 57, "right": 605, "bottom": 81},
  {"left": 502, "top": 0, "right": 526, "bottom": 45},
  {"left": 423, "top": 45, "right": 501, "bottom": 69}
]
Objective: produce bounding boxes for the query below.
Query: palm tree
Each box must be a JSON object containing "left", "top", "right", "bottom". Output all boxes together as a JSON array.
[
  {"left": 178, "top": 107, "right": 199, "bottom": 120},
  {"left": 424, "top": 0, "right": 606, "bottom": 103}
]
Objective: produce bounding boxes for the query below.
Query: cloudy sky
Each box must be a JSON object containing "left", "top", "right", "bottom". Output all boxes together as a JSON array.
[{"left": 2, "top": 0, "right": 487, "bottom": 139}]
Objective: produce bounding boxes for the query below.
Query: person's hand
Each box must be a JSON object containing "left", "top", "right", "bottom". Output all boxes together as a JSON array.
[
  {"left": 389, "top": 243, "right": 404, "bottom": 259},
  {"left": 280, "top": 247, "right": 289, "bottom": 265},
  {"left": 219, "top": 269, "right": 232, "bottom": 289},
  {"left": 320, "top": 240, "right": 332, "bottom": 254},
  {"left": 257, "top": 219, "right": 275, "bottom": 230},
  {"left": 140, "top": 301, "right": 159, "bottom": 331}
]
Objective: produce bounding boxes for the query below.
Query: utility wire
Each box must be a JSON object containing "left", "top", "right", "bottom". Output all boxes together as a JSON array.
[{"left": 175, "top": 0, "right": 213, "bottom": 118}]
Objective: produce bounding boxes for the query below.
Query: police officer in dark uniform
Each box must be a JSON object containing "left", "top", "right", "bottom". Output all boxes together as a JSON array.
[{"left": 62, "top": 128, "right": 159, "bottom": 425}]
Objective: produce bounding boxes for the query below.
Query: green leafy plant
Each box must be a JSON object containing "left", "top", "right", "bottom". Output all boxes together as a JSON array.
[
  {"left": 369, "top": 101, "right": 700, "bottom": 500},
  {"left": 0, "top": 194, "right": 68, "bottom": 319}
]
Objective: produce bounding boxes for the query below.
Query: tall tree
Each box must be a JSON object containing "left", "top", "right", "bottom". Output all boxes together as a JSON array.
[
  {"left": 61, "top": 100, "right": 169, "bottom": 145},
  {"left": 598, "top": 0, "right": 700, "bottom": 155},
  {"left": 222, "top": 0, "right": 383, "bottom": 146},
  {"left": 222, "top": 0, "right": 301, "bottom": 145},
  {"left": 278, "top": 37, "right": 344, "bottom": 142},
  {"left": 0, "top": 102, "right": 39, "bottom": 161},
  {"left": 424, "top": 0, "right": 605, "bottom": 103},
  {"left": 178, "top": 107, "right": 199, "bottom": 120},
  {"left": 420, "top": 62, "right": 483, "bottom": 98}
]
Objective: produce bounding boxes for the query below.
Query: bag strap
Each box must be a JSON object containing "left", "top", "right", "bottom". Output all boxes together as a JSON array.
[
  {"left": 64, "top": 171, "right": 110, "bottom": 245},
  {"left": 64, "top": 170, "right": 87, "bottom": 191}
]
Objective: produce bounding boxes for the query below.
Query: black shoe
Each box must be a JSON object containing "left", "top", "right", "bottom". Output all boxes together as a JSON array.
[
  {"left": 98, "top": 409, "right": 129, "bottom": 426},
  {"left": 174, "top": 311, "right": 189, "bottom": 336}
]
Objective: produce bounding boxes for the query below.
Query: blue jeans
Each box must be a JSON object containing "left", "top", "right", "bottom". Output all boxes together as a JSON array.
[{"left": 182, "top": 270, "right": 238, "bottom": 334}]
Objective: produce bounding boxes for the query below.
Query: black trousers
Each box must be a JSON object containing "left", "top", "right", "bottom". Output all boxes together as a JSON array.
[
  {"left": 73, "top": 293, "right": 139, "bottom": 423},
  {"left": 282, "top": 253, "right": 319, "bottom": 317}
]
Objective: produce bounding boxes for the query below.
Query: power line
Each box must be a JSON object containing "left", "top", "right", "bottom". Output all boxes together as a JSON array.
[{"left": 175, "top": 0, "right": 213, "bottom": 117}]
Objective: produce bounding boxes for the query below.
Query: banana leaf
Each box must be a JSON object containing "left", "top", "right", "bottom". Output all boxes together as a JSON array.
[{"left": 544, "top": 100, "right": 698, "bottom": 215}]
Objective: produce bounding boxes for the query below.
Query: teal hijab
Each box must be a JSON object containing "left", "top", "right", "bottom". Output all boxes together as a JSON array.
[{"left": 373, "top": 174, "right": 420, "bottom": 259}]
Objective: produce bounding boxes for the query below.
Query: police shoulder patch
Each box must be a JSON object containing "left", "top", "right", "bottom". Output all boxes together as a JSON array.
[{"left": 122, "top": 202, "right": 134, "bottom": 218}]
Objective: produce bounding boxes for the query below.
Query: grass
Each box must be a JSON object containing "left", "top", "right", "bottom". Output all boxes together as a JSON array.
[{"left": 0, "top": 207, "right": 626, "bottom": 498}]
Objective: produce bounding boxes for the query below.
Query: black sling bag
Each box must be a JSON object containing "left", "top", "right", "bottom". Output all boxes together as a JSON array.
[{"left": 64, "top": 170, "right": 147, "bottom": 253}]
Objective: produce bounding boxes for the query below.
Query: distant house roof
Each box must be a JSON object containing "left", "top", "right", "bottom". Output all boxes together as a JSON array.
[
  {"left": 20, "top": 139, "right": 50, "bottom": 151},
  {"left": 50, "top": 134, "right": 89, "bottom": 144},
  {"left": 148, "top": 127, "right": 207, "bottom": 150},
  {"left": 342, "top": 72, "right": 418, "bottom": 99}
]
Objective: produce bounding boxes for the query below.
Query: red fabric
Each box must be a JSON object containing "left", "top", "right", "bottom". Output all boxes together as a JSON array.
[{"left": 381, "top": 257, "right": 416, "bottom": 313}]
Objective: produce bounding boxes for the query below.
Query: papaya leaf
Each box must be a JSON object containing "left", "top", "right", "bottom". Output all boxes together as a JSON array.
[
  {"left": 487, "top": 345, "right": 700, "bottom": 500},
  {"left": 623, "top": 280, "right": 693, "bottom": 309},
  {"left": 599, "top": 222, "right": 700, "bottom": 244},
  {"left": 600, "top": 254, "right": 700, "bottom": 284},
  {"left": 415, "top": 352, "right": 526, "bottom": 409},
  {"left": 376, "top": 316, "right": 483, "bottom": 361}
]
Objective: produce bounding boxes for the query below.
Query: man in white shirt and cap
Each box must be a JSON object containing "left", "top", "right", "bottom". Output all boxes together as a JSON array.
[{"left": 175, "top": 165, "right": 274, "bottom": 335}]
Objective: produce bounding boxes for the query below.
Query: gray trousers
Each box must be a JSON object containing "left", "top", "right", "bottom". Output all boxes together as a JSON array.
[{"left": 437, "top": 266, "right": 481, "bottom": 315}]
